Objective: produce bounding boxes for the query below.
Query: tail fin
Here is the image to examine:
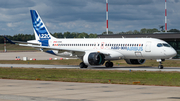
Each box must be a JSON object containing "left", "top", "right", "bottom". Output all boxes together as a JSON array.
[{"left": 30, "top": 10, "right": 56, "bottom": 46}]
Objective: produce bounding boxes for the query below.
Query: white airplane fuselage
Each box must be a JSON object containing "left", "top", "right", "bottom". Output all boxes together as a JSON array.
[{"left": 48, "top": 38, "right": 176, "bottom": 60}]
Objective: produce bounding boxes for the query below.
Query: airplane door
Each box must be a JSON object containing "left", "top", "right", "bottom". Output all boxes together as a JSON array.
[
  {"left": 101, "top": 42, "right": 104, "bottom": 49},
  {"left": 145, "top": 41, "right": 151, "bottom": 52}
]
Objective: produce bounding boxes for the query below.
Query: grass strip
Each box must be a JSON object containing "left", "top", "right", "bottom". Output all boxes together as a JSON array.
[{"left": 0, "top": 68, "right": 180, "bottom": 86}]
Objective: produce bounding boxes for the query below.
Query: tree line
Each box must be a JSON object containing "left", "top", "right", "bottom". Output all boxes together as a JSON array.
[
  {"left": 0, "top": 28, "right": 179, "bottom": 44},
  {"left": 0, "top": 32, "right": 97, "bottom": 43}
]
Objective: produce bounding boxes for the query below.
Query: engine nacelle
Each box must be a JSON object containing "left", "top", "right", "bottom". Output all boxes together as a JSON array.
[
  {"left": 83, "top": 52, "right": 105, "bottom": 65},
  {"left": 125, "top": 59, "right": 145, "bottom": 65}
]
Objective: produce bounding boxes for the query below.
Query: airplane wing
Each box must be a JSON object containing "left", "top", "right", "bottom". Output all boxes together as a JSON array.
[
  {"left": 19, "top": 44, "right": 85, "bottom": 52},
  {"left": 19, "top": 43, "right": 123, "bottom": 58},
  {"left": 3, "top": 36, "right": 40, "bottom": 45}
]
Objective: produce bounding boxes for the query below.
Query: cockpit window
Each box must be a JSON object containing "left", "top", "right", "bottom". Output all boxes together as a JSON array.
[
  {"left": 157, "top": 43, "right": 163, "bottom": 47},
  {"left": 157, "top": 43, "right": 171, "bottom": 47},
  {"left": 162, "top": 43, "right": 171, "bottom": 47}
]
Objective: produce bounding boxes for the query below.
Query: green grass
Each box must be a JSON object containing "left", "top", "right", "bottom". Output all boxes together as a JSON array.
[
  {"left": 0, "top": 68, "right": 180, "bottom": 86},
  {"left": 0, "top": 59, "right": 180, "bottom": 67}
]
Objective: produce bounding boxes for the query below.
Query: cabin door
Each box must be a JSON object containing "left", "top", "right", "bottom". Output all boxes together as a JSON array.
[{"left": 145, "top": 41, "right": 151, "bottom": 52}]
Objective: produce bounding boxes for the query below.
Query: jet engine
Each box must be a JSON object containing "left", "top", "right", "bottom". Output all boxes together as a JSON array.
[
  {"left": 83, "top": 52, "right": 105, "bottom": 65},
  {"left": 125, "top": 59, "right": 145, "bottom": 64}
]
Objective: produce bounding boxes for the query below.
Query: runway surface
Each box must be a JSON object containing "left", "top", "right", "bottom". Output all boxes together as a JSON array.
[
  {"left": 1, "top": 52, "right": 180, "bottom": 72},
  {"left": 1, "top": 64, "right": 180, "bottom": 72},
  {"left": 0, "top": 52, "right": 62, "bottom": 60},
  {"left": 0, "top": 79, "right": 180, "bottom": 101}
]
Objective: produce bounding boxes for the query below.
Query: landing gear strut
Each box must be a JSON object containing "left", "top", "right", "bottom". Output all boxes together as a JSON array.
[
  {"left": 157, "top": 59, "right": 165, "bottom": 69},
  {"left": 158, "top": 62, "right": 163, "bottom": 69},
  {"left": 79, "top": 62, "right": 88, "bottom": 68},
  {"left": 105, "top": 61, "right": 113, "bottom": 68}
]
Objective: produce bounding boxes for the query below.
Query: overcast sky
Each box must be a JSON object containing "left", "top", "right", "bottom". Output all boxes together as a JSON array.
[{"left": 0, "top": 0, "right": 180, "bottom": 35}]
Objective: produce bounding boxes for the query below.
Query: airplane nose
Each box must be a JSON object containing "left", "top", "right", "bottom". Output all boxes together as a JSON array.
[
  {"left": 167, "top": 48, "right": 177, "bottom": 58},
  {"left": 172, "top": 49, "right": 177, "bottom": 57}
]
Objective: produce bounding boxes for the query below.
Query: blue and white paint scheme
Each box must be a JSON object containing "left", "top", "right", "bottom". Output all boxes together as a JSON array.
[
  {"left": 30, "top": 10, "right": 55, "bottom": 46},
  {"left": 5, "top": 10, "right": 177, "bottom": 69}
]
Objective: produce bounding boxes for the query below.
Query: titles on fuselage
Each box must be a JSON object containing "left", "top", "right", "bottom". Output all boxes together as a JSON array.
[
  {"left": 111, "top": 44, "right": 143, "bottom": 51},
  {"left": 111, "top": 46, "right": 143, "bottom": 51}
]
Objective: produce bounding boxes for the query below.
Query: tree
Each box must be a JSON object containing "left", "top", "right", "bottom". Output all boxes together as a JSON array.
[
  {"left": 133, "top": 30, "right": 140, "bottom": 34},
  {"left": 64, "top": 31, "right": 72, "bottom": 38},
  {"left": 140, "top": 28, "right": 159, "bottom": 34},
  {"left": 140, "top": 28, "right": 147, "bottom": 33},
  {"left": 89, "top": 33, "right": 97, "bottom": 38},
  {"left": 52, "top": 32, "right": 63, "bottom": 38},
  {"left": 77, "top": 32, "right": 89, "bottom": 38},
  {"left": 168, "top": 29, "right": 180, "bottom": 32},
  {"left": 125, "top": 30, "right": 133, "bottom": 34}
]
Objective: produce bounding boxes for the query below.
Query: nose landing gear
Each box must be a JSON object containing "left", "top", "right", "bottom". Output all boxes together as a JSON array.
[{"left": 157, "top": 59, "right": 165, "bottom": 69}]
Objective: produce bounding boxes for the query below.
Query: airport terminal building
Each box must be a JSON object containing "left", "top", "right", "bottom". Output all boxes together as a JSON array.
[{"left": 98, "top": 32, "right": 180, "bottom": 59}]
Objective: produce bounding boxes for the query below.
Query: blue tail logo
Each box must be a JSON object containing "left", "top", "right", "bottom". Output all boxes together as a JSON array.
[{"left": 30, "top": 10, "right": 52, "bottom": 46}]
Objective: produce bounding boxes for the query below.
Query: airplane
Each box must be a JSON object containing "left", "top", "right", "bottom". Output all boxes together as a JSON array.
[{"left": 4, "top": 10, "right": 177, "bottom": 69}]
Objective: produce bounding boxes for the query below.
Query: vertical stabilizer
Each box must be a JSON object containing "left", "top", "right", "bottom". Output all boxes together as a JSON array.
[{"left": 30, "top": 10, "right": 56, "bottom": 46}]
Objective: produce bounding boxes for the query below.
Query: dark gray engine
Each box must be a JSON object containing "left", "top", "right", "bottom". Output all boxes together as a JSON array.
[
  {"left": 125, "top": 59, "right": 146, "bottom": 64},
  {"left": 83, "top": 52, "right": 105, "bottom": 65}
]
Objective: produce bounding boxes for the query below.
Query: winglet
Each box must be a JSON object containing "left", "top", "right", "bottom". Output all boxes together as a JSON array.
[{"left": 3, "top": 36, "right": 15, "bottom": 44}]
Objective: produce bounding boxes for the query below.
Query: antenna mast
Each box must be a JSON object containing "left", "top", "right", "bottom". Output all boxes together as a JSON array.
[
  {"left": 165, "top": 0, "right": 167, "bottom": 33},
  {"left": 106, "top": 0, "right": 108, "bottom": 34}
]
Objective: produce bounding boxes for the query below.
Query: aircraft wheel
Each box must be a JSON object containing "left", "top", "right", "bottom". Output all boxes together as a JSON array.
[
  {"left": 105, "top": 62, "right": 113, "bottom": 68},
  {"left": 105, "top": 62, "right": 110, "bottom": 67},
  {"left": 158, "top": 65, "right": 163, "bottom": 69},
  {"left": 79, "top": 62, "right": 88, "bottom": 68},
  {"left": 110, "top": 62, "right": 113, "bottom": 67}
]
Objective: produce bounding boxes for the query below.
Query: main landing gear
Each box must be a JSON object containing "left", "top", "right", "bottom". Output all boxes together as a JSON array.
[
  {"left": 79, "top": 62, "right": 88, "bottom": 68},
  {"left": 157, "top": 59, "right": 165, "bottom": 69},
  {"left": 105, "top": 61, "right": 113, "bottom": 68},
  {"left": 79, "top": 61, "right": 114, "bottom": 68}
]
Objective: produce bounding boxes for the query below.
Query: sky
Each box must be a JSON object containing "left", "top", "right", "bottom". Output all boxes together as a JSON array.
[{"left": 0, "top": 0, "right": 180, "bottom": 35}]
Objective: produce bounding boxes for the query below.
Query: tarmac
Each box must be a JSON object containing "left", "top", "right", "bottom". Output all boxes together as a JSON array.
[
  {"left": 0, "top": 52, "right": 180, "bottom": 101},
  {"left": 0, "top": 79, "right": 180, "bottom": 101},
  {"left": 0, "top": 52, "right": 62, "bottom": 60}
]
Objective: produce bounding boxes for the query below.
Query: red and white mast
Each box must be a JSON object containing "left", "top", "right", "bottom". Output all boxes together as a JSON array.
[
  {"left": 165, "top": 0, "right": 167, "bottom": 32},
  {"left": 106, "top": 0, "right": 108, "bottom": 34},
  {"left": 4, "top": 36, "right": 6, "bottom": 52}
]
